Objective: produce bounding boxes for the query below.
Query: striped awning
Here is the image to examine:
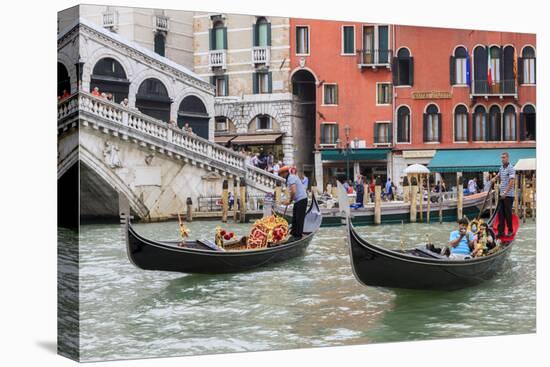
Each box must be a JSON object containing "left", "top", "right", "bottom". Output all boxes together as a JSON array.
[
  {"left": 428, "top": 148, "right": 536, "bottom": 172},
  {"left": 230, "top": 134, "right": 283, "bottom": 145}
]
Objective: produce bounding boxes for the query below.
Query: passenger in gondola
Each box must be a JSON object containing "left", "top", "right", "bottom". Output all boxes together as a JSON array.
[
  {"left": 448, "top": 218, "right": 475, "bottom": 260},
  {"left": 472, "top": 222, "right": 495, "bottom": 257},
  {"left": 279, "top": 166, "right": 308, "bottom": 240}
]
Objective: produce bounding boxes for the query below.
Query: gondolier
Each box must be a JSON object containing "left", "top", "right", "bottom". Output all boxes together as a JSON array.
[
  {"left": 491, "top": 151, "right": 516, "bottom": 237},
  {"left": 279, "top": 166, "right": 308, "bottom": 240}
]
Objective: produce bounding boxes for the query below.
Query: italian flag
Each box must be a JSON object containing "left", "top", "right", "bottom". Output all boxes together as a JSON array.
[{"left": 487, "top": 47, "right": 493, "bottom": 86}]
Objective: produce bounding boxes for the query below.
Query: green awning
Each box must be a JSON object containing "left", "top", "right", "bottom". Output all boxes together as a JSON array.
[
  {"left": 428, "top": 148, "right": 536, "bottom": 172},
  {"left": 321, "top": 148, "right": 390, "bottom": 161}
]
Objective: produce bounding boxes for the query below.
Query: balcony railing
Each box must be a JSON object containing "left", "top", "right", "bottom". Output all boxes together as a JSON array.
[
  {"left": 209, "top": 50, "right": 227, "bottom": 69},
  {"left": 102, "top": 12, "right": 118, "bottom": 29},
  {"left": 472, "top": 79, "right": 517, "bottom": 96},
  {"left": 155, "top": 16, "right": 169, "bottom": 32},
  {"left": 252, "top": 46, "right": 271, "bottom": 66},
  {"left": 357, "top": 49, "right": 392, "bottom": 68}
]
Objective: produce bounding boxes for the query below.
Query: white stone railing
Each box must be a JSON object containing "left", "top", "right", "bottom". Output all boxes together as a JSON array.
[
  {"left": 252, "top": 46, "right": 271, "bottom": 65},
  {"left": 209, "top": 50, "right": 227, "bottom": 69},
  {"left": 102, "top": 12, "right": 118, "bottom": 28},
  {"left": 62, "top": 92, "right": 284, "bottom": 190}
]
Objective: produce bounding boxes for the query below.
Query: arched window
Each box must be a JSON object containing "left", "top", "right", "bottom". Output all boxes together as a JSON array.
[
  {"left": 488, "top": 105, "right": 502, "bottom": 141},
  {"left": 502, "top": 46, "right": 515, "bottom": 93},
  {"left": 154, "top": 32, "right": 166, "bottom": 57},
  {"left": 503, "top": 105, "right": 517, "bottom": 141},
  {"left": 473, "top": 105, "right": 487, "bottom": 141},
  {"left": 423, "top": 104, "right": 441, "bottom": 142},
  {"left": 90, "top": 57, "right": 129, "bottom": 103},
  {"left": 57, "top": 62, "right": 71, "bottom": 97},
  {"left": 254, "top": 17, "right": 271, "bottom": 47},
  {"left": 178, "top": 96, "right": 209, "bottom": 139},
  {"left": 397, "top": 106, "right": 410, "bottom": 143},
  {"left": 135, "top": 78, "right": 171, "bottom": 122},
  {"left": 473, "top": 46, "right": 488, "bottom": 94},
  {"left": 451, "top": 46, "right": 469, "bottom": 85},
  {"left": 520, "top": 46, "right": 536, "bottom": 84},
  {"left": 393, "top": 48, "right": 413, "bottom": 86},
  {"left": 210, "top": 20, "right": 227, "bottom": 50},
  {"left": 489, "top": 46, "right": 501, "bottom": 90},
  {"left": 520, "top": 105, "right": 536, "bottom": 141},
  {"left": 454, "top": 105, "right": 469, "bottom": 142}
]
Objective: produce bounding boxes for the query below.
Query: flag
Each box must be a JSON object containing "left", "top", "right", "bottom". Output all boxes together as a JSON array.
[
  {"left": 466, "top": 56, "right": 471, "bottom": 87},
  {"left": 487, "top": 46, "right": 493, "bottom": 86}
]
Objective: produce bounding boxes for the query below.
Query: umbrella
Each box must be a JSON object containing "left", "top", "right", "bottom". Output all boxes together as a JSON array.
[
  {"left": 404, "top": 164, "right": 430, "bottom": 175},
  {"left": 514, "top": 158, "right": 536, "bottom": 171}
]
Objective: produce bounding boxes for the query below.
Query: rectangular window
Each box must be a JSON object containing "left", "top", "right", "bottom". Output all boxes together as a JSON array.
[
  {"left": 253, "top": 72, "right": 272, "bottom": 94},
  {"left": 215, "top": 77, "right": 227, "bottom": 97},
  {"left": 256, "top": 115, "right": 272, "bottom": 130},
  {"left": 321, "top": 123, "right": 338, "bottom": 144},
  {"left": 455, "top": 58, "right": 467, "bottom": 84},
  {"left": 342, "top": 26, "right": 355, "bottom": 54},
  {"left": 296, "top": 26, "right": 309, "bottom": 55},
  {"left": 455, "top": 113, "right": 468, "bottom": 141},
  {"left": 376, "top": 83, "right": 392, "bottom": 104},
  {"left": 523, "top": 58, "right": 536, "bottom": 84},
  {"left": 323, "top": 84, "right": 338, "bottom": 105},
  {"left": 375, "top": 122, "right": 391, "bottom": 144}
]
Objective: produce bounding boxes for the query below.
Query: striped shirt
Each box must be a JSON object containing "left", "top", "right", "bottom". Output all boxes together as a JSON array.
[{"left": 498, "top": 163, "right": 516, "bottom": 197}]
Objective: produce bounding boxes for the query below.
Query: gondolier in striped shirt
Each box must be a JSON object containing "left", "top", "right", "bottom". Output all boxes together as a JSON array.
[
  {"left": 279, "top": 166, "right": 308, "bottom": 240},
  {"left": 491, "top": 152, "right": 516, "bottom": 237}
]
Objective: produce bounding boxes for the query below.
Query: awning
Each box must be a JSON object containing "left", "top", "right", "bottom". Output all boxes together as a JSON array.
[
  {"left": 214, "top": 135, "right": 236, "bottom": 144},
  {"left": 231, "top": 134, "right": 282, "bottom": 145},
  {"left": 515, "top": 158, "right": 536, "bottom": 171},
  {"left": 428, "top": 148, "right": 536, "bottom": 172},
  {"left": 321, "top": 148, "right": 390, "bottom": 161}
]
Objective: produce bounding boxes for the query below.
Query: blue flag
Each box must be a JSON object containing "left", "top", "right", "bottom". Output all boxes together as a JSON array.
[{"left": 466, "top": 56, "right": 471, "bottom": 87}]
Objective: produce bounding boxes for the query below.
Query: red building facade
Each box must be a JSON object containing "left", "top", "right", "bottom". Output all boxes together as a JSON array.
[{"left": 289, "top": 18, "right": 536, "bottom": 190}]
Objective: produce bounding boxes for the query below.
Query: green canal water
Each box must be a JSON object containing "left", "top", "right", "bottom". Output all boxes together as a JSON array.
[{"left": 60, "top": 219, "right": 536, "bottom": 362}]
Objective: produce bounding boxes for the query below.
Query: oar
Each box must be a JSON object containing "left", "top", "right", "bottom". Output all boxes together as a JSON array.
[{"left": 476, "top": 183, "right": 494, "bottom": 220}]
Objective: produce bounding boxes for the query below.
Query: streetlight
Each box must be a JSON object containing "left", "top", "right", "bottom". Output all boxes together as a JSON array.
[{"left": 339, "top": 125, "right": 354, "bottom": 182}]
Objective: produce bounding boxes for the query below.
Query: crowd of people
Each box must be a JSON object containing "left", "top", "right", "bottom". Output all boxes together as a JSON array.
[{"left": 341, "top": 176, "right": 397, "bottom": 207}]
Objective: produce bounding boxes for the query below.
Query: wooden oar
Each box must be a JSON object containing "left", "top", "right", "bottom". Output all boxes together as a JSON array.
[{"left": 476, "top": 184, "right": 494, "bottom": 221}]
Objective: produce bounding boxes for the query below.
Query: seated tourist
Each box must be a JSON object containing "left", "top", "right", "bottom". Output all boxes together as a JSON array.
[
  {"left": 91, "top": 86, "right": 101, "bottom": 96},
  {"left": 472, "top": 222, "right": 495, "bottom": 257},
  {"left": 448, "top": 218, "right": 475, "bottom": 260}
]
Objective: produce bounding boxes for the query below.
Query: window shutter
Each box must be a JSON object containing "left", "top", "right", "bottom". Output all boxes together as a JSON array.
[
  {"left": 392, "top": 57, "right": 399, "bottom": 85},
  {"left": 496, "top": 112, "right": 502, "bottom": 141},
  {"left": 334, "top": 84, "right": 339, "bottom": 104},
  {"left": 500, "top": 46, "right": 505, "bottom": 83},
  {"left": 517, "top": 57, "right": 524, "bottom": 85},
  {"left": 222, "top": 27, "right": 228, "bottom": 49},
  {"left": 335, "top": 124, "right": 339, "bottom": 142},
  {"left": 519, "top": 112, "right": 525, "bottom": 140},
  {"left": 252, "top": 23, "right": 258, "bottom": 47},
  {"left": 534, "top": 58, "right": 537, "bottom": 84},
  {"left": 437, "top": 113, "right": 442, "bottom": 142},
  {"left": 373, "top": 123, "right": 379, "bottom": 144},
  {"left": 268, "top": 72, "right": 273, "bottom": 93},
  {"left": 408, "top": 57, "right": 414, "bottom": 86},
  {"left": 320, "top": 124, "right": 325, "bottom": 144},
  {"left": 423, "top": 113, "right": 428, "bottom": 142},
  {"left": 224, "top": 75, "right": 229, "bottom": 96},
  {"left": 485, "top": 113, "right": 490, "bottom": 141},
  {"left": 267, "top": 23, "right": 272, "bottom": 46},
  {"left": 252, "top": 73, "right": 258, "bottom": 94},
  {"left": 389, "top": 122, "right": 393, "bottom": 144},
  {"left": 209, "top": 29, "right": 213, "bottom": 50},
  {"left": 210, "top": 76, "right": 215, "bottom": 85},
  {"left": 466, "top": 113, "right": 471, "bottom": 142},
  {"left": 450, "top": 56, "right": 456, "bottom": 85}
]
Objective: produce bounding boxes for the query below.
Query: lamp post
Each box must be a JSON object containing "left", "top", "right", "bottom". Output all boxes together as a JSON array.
[{"left": 338, "top": 125, "right": 353, "bottom": 182}]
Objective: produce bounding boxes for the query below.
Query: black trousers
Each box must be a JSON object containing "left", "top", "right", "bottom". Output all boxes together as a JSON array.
[
  {"left": 497, "top": 196, "right": 514, "bottom": 234},
  {"left": 291, "top": 198, "right": 308, "bottom": 238}
]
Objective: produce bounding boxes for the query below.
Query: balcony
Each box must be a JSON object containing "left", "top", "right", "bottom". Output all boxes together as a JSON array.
[
  {"left": 357, "top": 49, "right": 392, "bottom": 69},
  {"left": 209, "top": 50, "right": 227, "bottom": 69},
  {"left": 102, "top": 11, "right": 118, "bottom": 29},
  {"left": 155, "top": 16, "right": 169, "bottom": 32},
  {"left": 252, "top": 46, "right": 271, "bottom": 66},
  {"left": 471, "top": 79, "right": 517, "bottom": 98}
]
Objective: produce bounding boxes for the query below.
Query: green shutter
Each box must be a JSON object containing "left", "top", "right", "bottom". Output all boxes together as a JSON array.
[
  {"left": 223, "top": 27, "right": 228, "bottom": 49},
  {"left": 252, "top": 23, "right": 258, "bottom": 47},
  {"left": 437, "top": 113, "right": 442, "bottom": 142},
  {"left": 210, "top": 76, "right": 215, "bottom": 85},
  {"left": 334, "top": 84, "right": 338, "bottom": 104},
  {"left": 268, "top": 72, "right": 273, "bottom": 93},
  {"left": 224, "top": 75, "right": 229, "bottom": 96},
  {"left": 450, "top": 56, "right": 456, "bottom": 85},
  {"left": 320, "top": 124, "right": 326, "bottom": 144},
  {"left": 209, "top": 29, "right": 213, "bottom": 50},
  {"left": 267, "top": 23, "right": 272, "bottom": 46},
  {"left": 378, "top": 26, "right": 389, "bottom": 62},
  {"left": 408, "top": 57, "right": 414, "bottom": 86},
  {"left": 392, "top": 57, "right": 398, "bottom": 85},
  {"left": 253, "top": 73, "right": 258, "bottom": 94}
]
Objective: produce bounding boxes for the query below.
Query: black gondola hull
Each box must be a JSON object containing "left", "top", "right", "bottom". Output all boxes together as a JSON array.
[
  {"left": 348, "top": 226, "right": 512, "bottom": 290},
  {"left": 126, "top": 225, "right": 313, "bottom": 274}
]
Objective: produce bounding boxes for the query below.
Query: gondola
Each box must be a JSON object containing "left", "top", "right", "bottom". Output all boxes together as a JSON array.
[
  {"left": 124, "top": 194, "right": 322, "bottom": 274},
  {"left": 340, "top": 183, "right": 518, "bottom": 290}
]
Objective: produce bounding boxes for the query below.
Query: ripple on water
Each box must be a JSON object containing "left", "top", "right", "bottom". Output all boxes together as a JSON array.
[{"left": 74, "top": 220, "right": 536, "bottom": 361}]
